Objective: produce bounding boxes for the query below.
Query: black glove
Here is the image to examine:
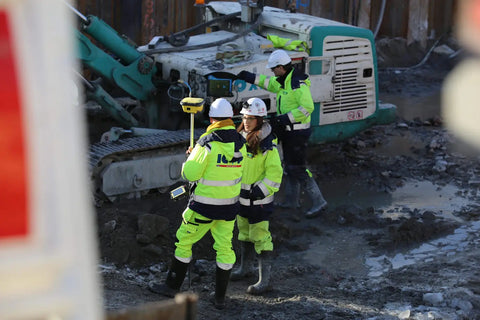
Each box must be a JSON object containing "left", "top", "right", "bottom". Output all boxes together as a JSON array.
[
  {"left": 250, "top": 184, "right": 266, "bottom": 201},
  {"left": 270, "top": 114, "right": 291, "bottom": 127},
  {"left": 237, "top": 70, "right": 255, "bottom": 84},
  {"left": 270, "top": 114, "right": 291, "bottom": 136}
]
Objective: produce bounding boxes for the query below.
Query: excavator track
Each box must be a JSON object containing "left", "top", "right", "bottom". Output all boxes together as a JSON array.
[{"left": 89, "top": 129, "right": 203, "bottom": 204}]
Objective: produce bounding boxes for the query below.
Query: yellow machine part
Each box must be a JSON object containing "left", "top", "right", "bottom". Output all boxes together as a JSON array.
[{"left": 180, "top": 97, "right": 204, "bottom": 114}]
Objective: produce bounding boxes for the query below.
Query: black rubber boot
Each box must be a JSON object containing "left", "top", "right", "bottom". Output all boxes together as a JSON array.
[
  {"left": 247, "top": 251, "right": 273, "bottom": 295},
  {"left": 230, "top": 241, "right": 255, "bottom": 281},
  {"left": 149, "top": 258, "right": 189, "bottom": 297},
  {"left": 276, "top": 175, "right": 300, "bottom": 209},
  {"left": 303, "top": 176, "right": 327, "bottom": 218},
  {"left": 214, "top": 266, "right": 232, "bottom": 310}
]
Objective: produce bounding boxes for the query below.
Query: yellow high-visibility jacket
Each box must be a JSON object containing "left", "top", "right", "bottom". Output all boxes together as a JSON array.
[
  {"left": 238, "top": 122, "right": 283, "bottom": 207},
  {"left": 182, "top": 119, "right": 247, "bottom": 220},
  {"left": 255, "top": 68, "right": 314, "bottom": 128}
]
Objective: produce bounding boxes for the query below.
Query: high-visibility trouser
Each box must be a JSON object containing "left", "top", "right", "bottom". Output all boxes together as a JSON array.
[
  {"left": 175, "top": 208, "right": 236, "bottom": 270},
  {"left": 236, "top": 215, "right": 273, "bottom": 254}
]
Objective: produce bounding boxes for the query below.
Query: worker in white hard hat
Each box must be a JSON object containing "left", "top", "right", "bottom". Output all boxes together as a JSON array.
[
  {"left": 237, "top": 49, "right": 327, "bottom": 218},
  {"left": 230, "top": 97, "right": 283, "bottom": 295},
  {"left": 150, "top": 97, "right": 247, "bottom": 310}
]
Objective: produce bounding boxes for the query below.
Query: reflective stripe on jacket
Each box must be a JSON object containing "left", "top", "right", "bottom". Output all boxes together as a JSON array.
[
  {"left": 255, "top": 68, "right": 314, "bottom": 126},
  {"left": 182, "top": 119, "right": 246, "bottom": 220},
  {"left": 239, "top": 123, "right": 283, "bottom": 207}
]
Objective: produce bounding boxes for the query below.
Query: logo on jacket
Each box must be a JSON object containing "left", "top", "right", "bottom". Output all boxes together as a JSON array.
[{"left": 216, "top": 154, "right": 241, "bottom": 167}]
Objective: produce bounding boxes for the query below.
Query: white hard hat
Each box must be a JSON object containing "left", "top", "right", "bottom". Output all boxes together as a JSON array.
[
  {"left": 240, "top": 98, "right": 267, "bottom": 117},
  {"left": 267, "top": 49, "right": 292, "bottom": 68},
  {"left": 209, "top": 98, "right": 233, "bottom": 117}
]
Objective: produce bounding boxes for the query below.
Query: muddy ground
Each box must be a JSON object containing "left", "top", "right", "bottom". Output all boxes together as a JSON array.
[{"left": 93, "top": 37, "right": 480, "bottom": 319}]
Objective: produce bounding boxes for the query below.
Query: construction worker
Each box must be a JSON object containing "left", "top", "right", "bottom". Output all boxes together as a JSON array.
[
  {"left": 149, "top": 98, "right": 246, "bottom": 310},
  {"left": 237, "top": 49, "right": 327, "bottom": 218},
  {"left": 230, "top": 98, "right": 283, "bottom": 295}
]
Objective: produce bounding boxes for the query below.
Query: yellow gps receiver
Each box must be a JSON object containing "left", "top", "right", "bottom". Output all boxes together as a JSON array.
[
  {"left": 180, "top": 97, "right": 204, "bottom": 114},
  {"left": 180, "top": 97, "right": 204, "bottom": 148}
]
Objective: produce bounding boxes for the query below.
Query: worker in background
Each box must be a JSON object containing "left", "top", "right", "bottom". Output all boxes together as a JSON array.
[
  {"left": 230, "top": 98, "right": 283, "bottom": 295},
  {"left": 149, "top": 98, "right": 246, "bottom": 310},
  {"left": 237, "top": 49, "right": 327, "bottom": 218}
]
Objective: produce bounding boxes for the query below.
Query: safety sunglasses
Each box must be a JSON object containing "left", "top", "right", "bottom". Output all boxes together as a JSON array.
[{"left": 270, "top": 65, "right": 280, "bottom": 71}]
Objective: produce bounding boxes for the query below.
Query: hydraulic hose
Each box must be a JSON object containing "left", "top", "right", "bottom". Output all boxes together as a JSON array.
[
  {"left": 169, "top": 10, "right": 241, "bottom": 40},
  {"left": 166, "top": 10, "right": 242, "bottom": 47},
  {"left": 373, "top": 0, "right": 386, "bottom": 39},
  {"left": 382, "top": 34, "right": 448, "bottom": 71},
  {"left": 145, "top": 15, "right": 261, "bottom": 54}
]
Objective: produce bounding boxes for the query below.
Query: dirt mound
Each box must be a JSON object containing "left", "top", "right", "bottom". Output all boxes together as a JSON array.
[
  {"left": 376, "top": 37, "right": 427, "bottom": 68},
  {"left": 375, "top": 36, "right": 461, "bottom": 69}
]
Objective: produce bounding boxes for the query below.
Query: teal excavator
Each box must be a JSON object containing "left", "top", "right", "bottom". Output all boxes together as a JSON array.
[{"left": 71, "top": 1, "right": 396, "bottom": 203}]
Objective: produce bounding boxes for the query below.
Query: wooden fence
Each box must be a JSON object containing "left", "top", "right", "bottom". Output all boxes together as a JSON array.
[{"left": 75, "top": 0, "right": 458, "bottom": 48}]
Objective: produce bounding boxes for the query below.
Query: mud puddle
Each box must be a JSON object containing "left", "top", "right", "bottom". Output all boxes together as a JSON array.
[
  {"left": 304, "top": 178, "right": 476, "bottom": 288},
  {"left": 366, "top": 219, "right": 480, "bottom": 277},
  {"left": 379, "top": 180, "right": 469, "bottom": 220},
  {"left": 380, "top": 91, "right": 441, "bottom": 122},
  {"left": 321, "top": 178, "right": 471, "bottom": 221}
]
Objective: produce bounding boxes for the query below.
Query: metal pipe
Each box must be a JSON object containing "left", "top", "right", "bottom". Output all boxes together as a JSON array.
[
  {"left": 73, "top": 70, "right": 94, "bottom": 91},
  {"left": 63, "top": 0, "right": 88, "bottom": 23},
  {"left": 190, "top": 114, "right": 195, "bottom": 149}
]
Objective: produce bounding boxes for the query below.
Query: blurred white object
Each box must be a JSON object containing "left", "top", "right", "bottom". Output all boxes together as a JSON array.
[
  {"left": 443, "top": 58, "right": 480, "bottom": 150},
  {"left": 0, "top": 1, "right": 103, "bottom": 319},
  {"left": 442, "top": 0, "right": 480, "bottom": 150}
]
